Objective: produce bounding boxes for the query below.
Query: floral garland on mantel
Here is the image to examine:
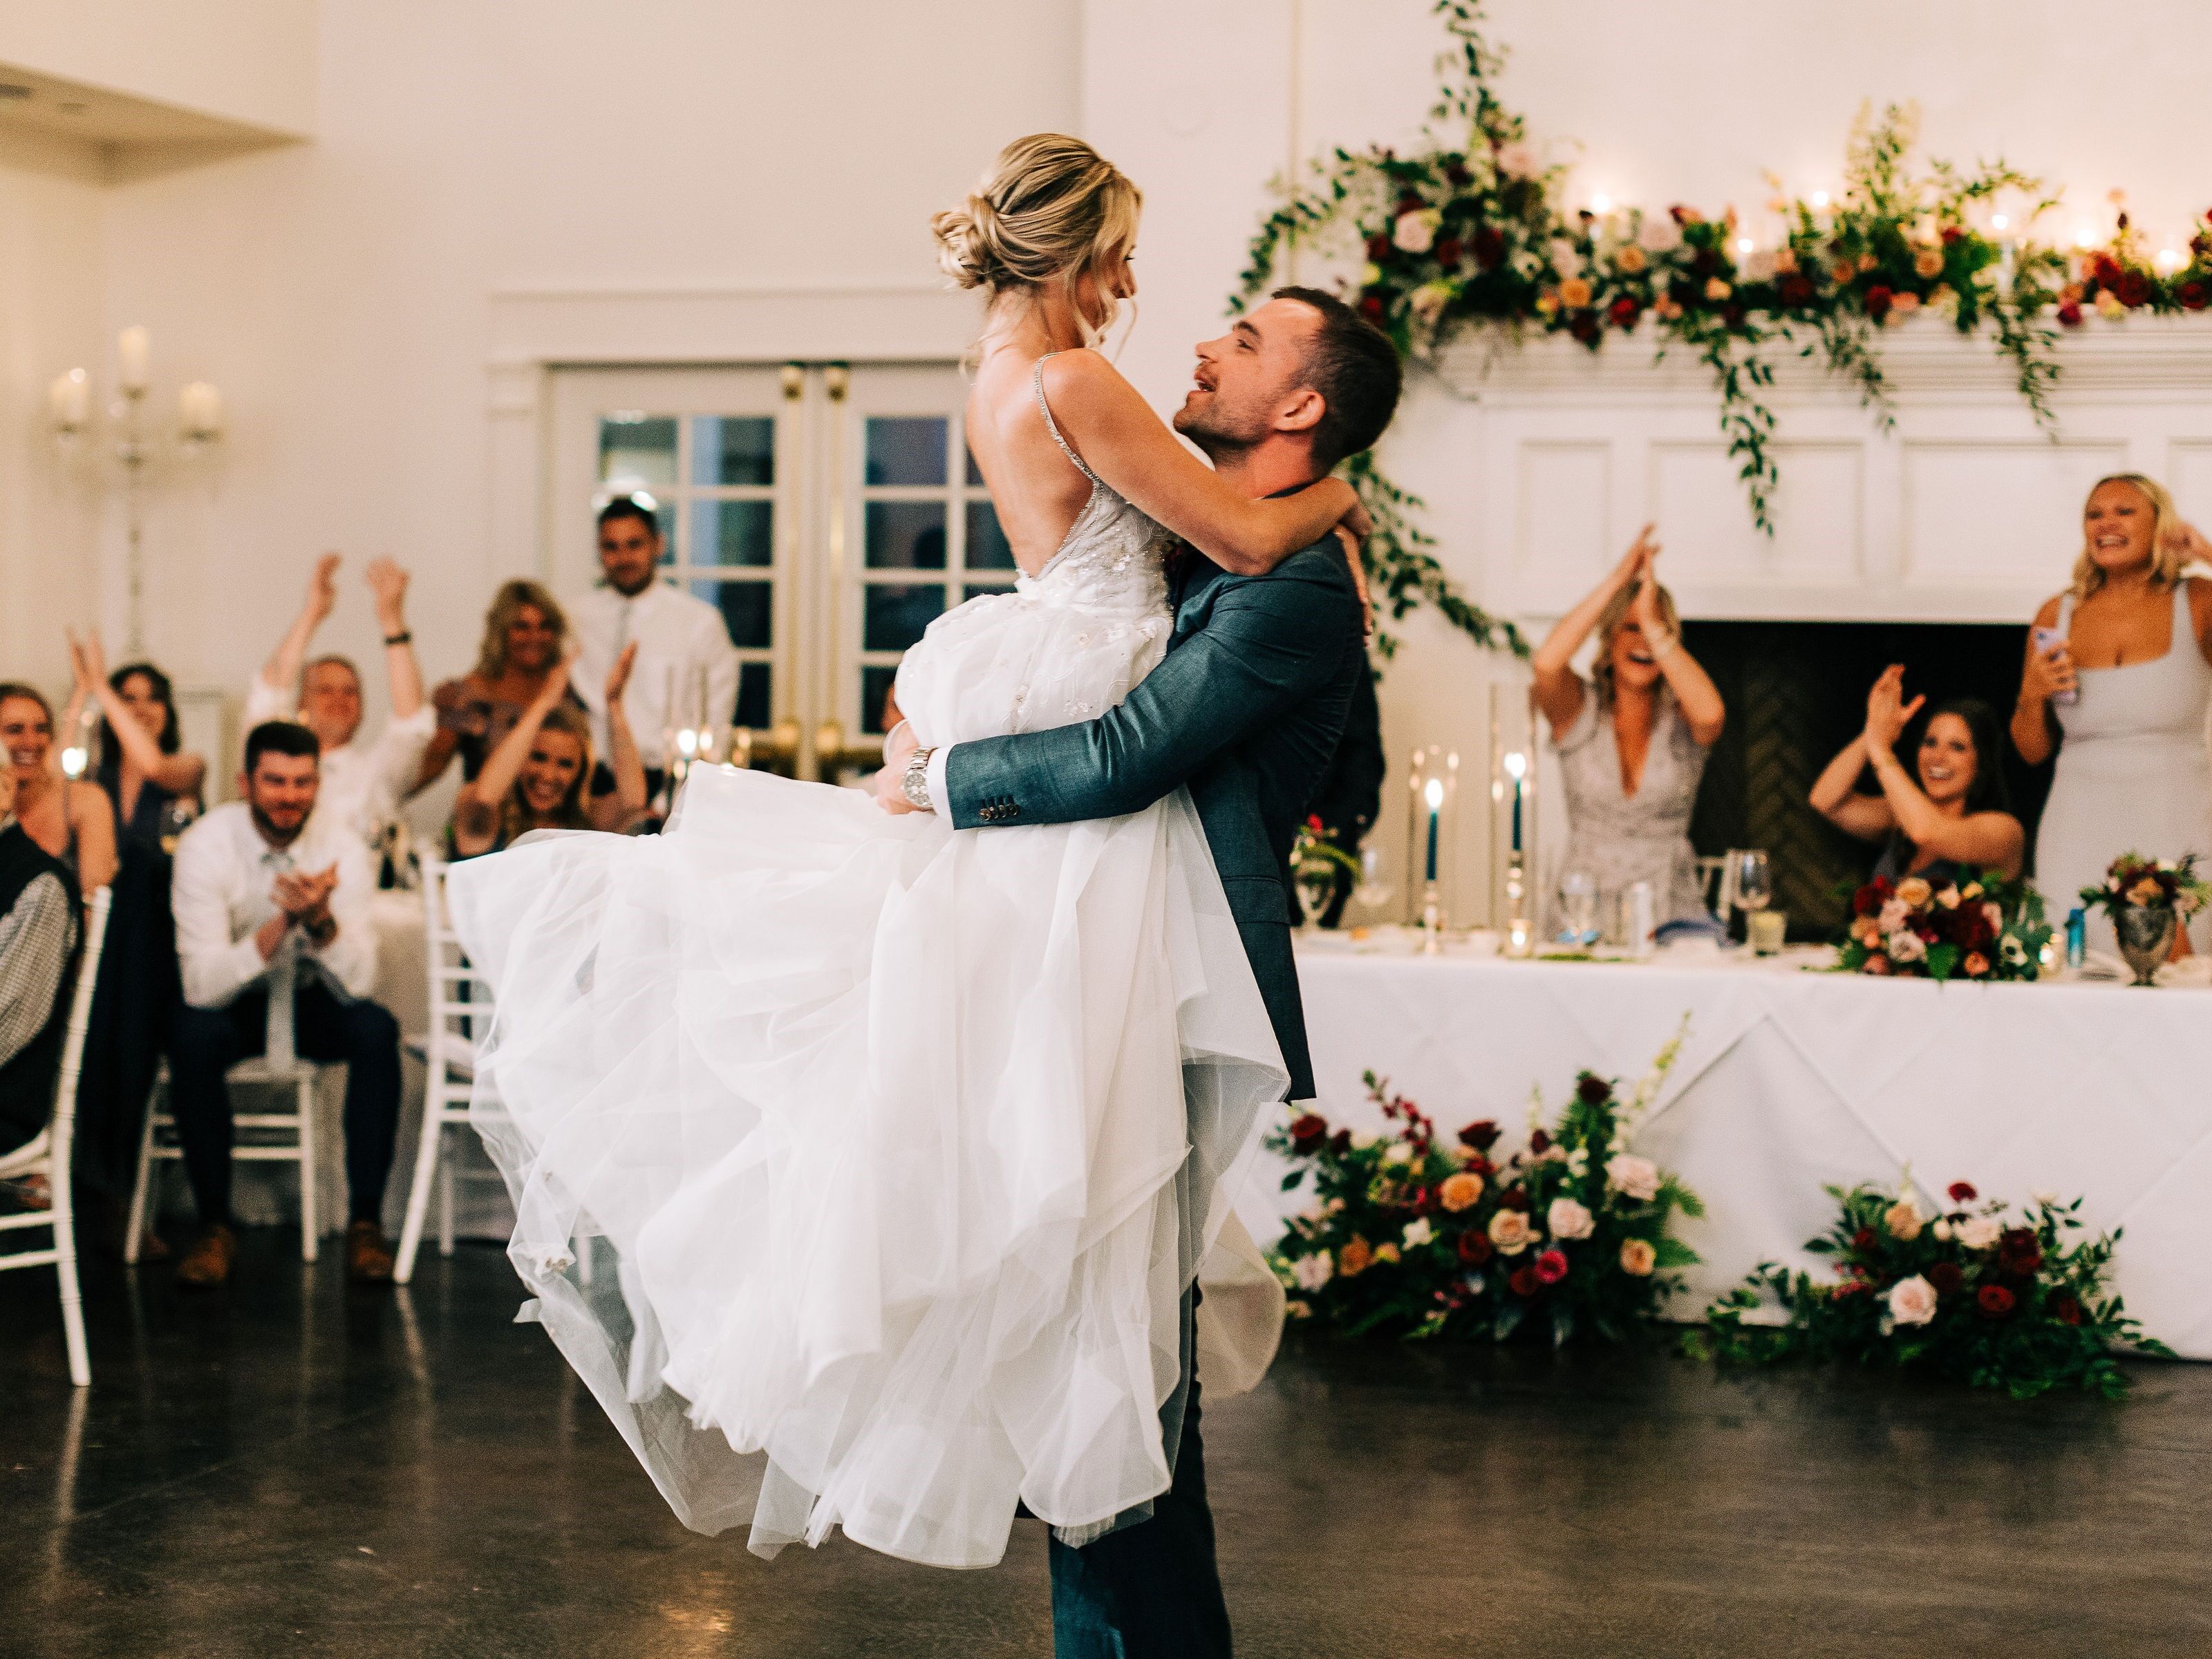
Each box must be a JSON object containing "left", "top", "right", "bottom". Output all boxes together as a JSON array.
[{"left": 1237, "top": 0, "right": 2212, "bottom": 659}]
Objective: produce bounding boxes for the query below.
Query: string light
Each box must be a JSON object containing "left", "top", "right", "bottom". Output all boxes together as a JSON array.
[
  {"left": 2073, "top": 225, "right": 2099, "bottom": 250},
  {"left": 1736, "top": 236, "right": 1754, "bottom": 257},
  {"left": 1991, "top": 212, "right": 2009, "bottom": 233},
  {"left": 1810, "top": 190, "right": 1830, "bottom": 210},
  {"left": 2156, "top": 247, "right": 2184, "bottom": 274},
  {"left": 1588, "top": 191, "right": 1611, "bottom": 216}
]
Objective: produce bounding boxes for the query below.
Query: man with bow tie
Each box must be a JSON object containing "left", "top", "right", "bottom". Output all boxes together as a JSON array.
[{"left": 168, "top": 721, "right": 402, "bottom": 1287}]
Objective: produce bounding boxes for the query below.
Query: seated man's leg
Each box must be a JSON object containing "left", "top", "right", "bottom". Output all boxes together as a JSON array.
[
  {"left": 292, "top": 986, "right": 402, "bottom": 1225},
  {"left": 166, "top": 995, "right": 264, "bottom": 1226},
  {"left": 1049, "top": 1372, "right": 1232, "bottom": 1659}
]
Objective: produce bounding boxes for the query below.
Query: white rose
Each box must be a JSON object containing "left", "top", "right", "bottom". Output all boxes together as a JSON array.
[
  {"left": 1887, "top": 930, "right": 1927, "bottom": 964},
  {"left": 1879, "top": 897, "right": 1911, "bottom": 932},
  {"left": 1497, "top": 142, "right": 1539, "bottom": 178},
  {"left": 1932, "top": 1219, "right": 1953, "bottom": 1241},
  {"left": 1381, "top": 1141, "right": 1412, "bottom": 1167},
  {"left": 1408, "top": 279, "right": 1454, "bottom": 324},
  {"left": 1488, "top": 1209, "right": 1538, "bottom": 1255},
  {"left": 1983, "top": 902, "right": 2005, "bottom": 935},
  {"left": 1958, "top": 1215, "right": 2002, "bottom": 1250},
  {"left": 1744, "top": 247, "right": 1778, "bottom": 282},
  {"left": 1638, "top": 215, "right": 1682, "bottom": 255},
  {"left": 1393, "top": 209, "right": 1438, "bottom": 254},
  {"left": 1888, "top": 1275, "right": 1938, "bottom": 1327},
  {"left": 1547, "top": 1198, "right": 1595, "bottom": 1240},
  {"left": 1403, "top": 1217, "right": 1436, "bottom": 1249},
  {"left": 1606, "top": 1154, "right": 1662, "bottom": 1203},
  {"left": 1291, "top": 1253, "right": 1333, "bottom": 1292}
]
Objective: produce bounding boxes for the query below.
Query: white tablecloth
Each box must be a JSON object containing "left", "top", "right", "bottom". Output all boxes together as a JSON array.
[{"left": 1276, "top": 936, "right": 2212, "bottom": 1360}]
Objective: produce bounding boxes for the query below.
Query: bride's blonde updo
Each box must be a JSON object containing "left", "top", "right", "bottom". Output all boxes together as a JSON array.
[{"left": 932, "top": 134, "right": 1140, "bottom": 324}]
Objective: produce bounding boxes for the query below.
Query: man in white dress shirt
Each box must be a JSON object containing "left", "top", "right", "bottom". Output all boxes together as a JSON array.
[
  {"left": 569, "top": 497, "right": 739, "bottom": 800},
  {"left": 169, "top": 722, "right": 402, "bottom": 1288},
  {"left": 243, "top": 554, "right": 433, "bottom": 848}
]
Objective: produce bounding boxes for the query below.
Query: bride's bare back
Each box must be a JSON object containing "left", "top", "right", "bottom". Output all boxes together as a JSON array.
[{"left": 965, "top": 341, "right": 1101, "bottom": 577}]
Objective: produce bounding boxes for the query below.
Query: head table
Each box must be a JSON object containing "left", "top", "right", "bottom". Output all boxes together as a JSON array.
[{"left": 1264, "top": 931, "right": 2212, "bottom": 1360}]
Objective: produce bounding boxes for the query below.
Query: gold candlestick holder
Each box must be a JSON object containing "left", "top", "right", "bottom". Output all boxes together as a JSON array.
[
  {"left": 1504, "top": 849, "right": 1533, "bottom": 957},
  {"left": 1418, "top": 879, "right": 1445, "bottom": 953}
]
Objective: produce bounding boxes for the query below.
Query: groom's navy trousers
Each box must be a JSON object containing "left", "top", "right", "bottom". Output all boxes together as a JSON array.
[{"left": 946, "top": 537, "right": 1365, "bottom": 1658}]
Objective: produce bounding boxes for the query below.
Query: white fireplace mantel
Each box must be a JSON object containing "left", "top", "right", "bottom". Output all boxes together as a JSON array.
[{"left": 1429, "top": 315, "right": 2212, "bottom": 629}]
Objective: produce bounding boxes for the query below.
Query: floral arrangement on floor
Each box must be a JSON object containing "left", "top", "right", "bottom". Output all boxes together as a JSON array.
[
  {"left": 1698, "top": 1179, "right": 2171, "bottom": 1399},
  {"left": 1837, "top": 870, "right": 2052, "bottom": 982},
  {"left": 1267, "top": 1025, "right": 1701, "bottom": 1346},
  {"left": 2079, "top": 851, "right": 2209, "bottom": 924},
  {"left": 1237, "top": 0, "right": 2212, "bottom": 650}
]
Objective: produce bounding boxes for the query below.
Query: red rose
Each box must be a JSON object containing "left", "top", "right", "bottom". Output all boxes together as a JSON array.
[
  {"left": 1533, "top": 1248, "right": 1569, "bottom": 1286},
  {"left": 1462, "top": 1154, "right": 1495, "bottom": 1180},
  {"left": 1434, "top": 236, "right": 1464, "bottom": 268},
  {"left": 1444, "top": 162, "right": 1472, "bottom": 187},
  {"left": 1864, "top": 284, "right": 1894, "bottom": 320},
  {"left": 1940, "top": 225, "right": 1964, "bottom": 245},
  {"left": 1508, "top": 1264, "right": 1541, "bottom": 1297},
  {"left": 1928, "top": 1262, "right": 1965, "bottom": 1295},
  {"left": 1288, "top": 1113, "right": 1328, "bottom": 1150},
  {"left": 2057, "top": 301, "right": 2084, "bottom": 328},
  {"left": 2092, "top": 254, "right": 2123, "bottom": 289},
  {"left": 1947, "top": 1182, "right": 1977, "bottom": 1205},
  {"left": 1365, "top": 234, "right": 1394, "bottom": 263},
  {"left": 1998, "top": 1229, "right": 2043, "bottom": 1275},
  {"left": 1568, "top": 312, "right": 1601, "bottom": 346},
  {"left": 1459, "top": 1119, "right": 1500, "bottom": 1152},
  {"left": 1358, "top": 295, "right": 1387, "bottom": 321},
  {"left": 2117, "top": 269, "right": 2153, "bottom": 308},
  {"left": 1608, "top": 295, "right": 1640, "bottom": 329},
  {"left": 1575, "top": 1075, "right": 1611, "bottom": 1107},
  {"left": 1472, "top": 226, "right": 1506, "bottom": 268},
  {"left": 2181, "top": 281, "right": 2207, "bottom": 311},
  {"left": 1854, "top": 877, "right": 1895, "bottom": 918},
  {"left": 1329, "top": 1129, "right": 1353, "bottom": 1156},
  {"left": 1499, "top": 1185, "right": 1530, "bottom": 1212},
  {"left": 1529, "top": 1129, "right": 1552, "bottom": 1154},
  {"left": 1779, "top": 273, "right": 1816, "bottom": 308},
  {"left": 2053, "top": 1293, "right": 2083, "bottom": 1327},
  {"left": 1977, "top": 1284, "right": 2016, "bottom": 1318},
  {"left": 1458, "top": 1230, "right": 1494, "bottom": 1266},
  {"left": 1850, "top": 1227, "right": 1878, "bottom": 1255}
]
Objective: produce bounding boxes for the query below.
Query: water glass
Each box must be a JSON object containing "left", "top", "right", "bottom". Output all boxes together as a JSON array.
[
  {"left": 158, "top": 798, "right": 200, "bottom": 856},
  {"left": 1353, "top": 844, "right": 1393, "bottom": 915},
  {"left": 1558, "top": 870, "right": 1600, "bottom": 947},
  {"left": 1732, "top": 850, "right": 1773, "bottom": 915}
]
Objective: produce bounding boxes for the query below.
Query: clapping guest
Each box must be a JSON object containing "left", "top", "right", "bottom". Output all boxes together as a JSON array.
[
  {"left": 169, "top": 722, "right": 402, "bottom": 1286},
  {"left": 0, "top": 762, "right": 79, "bottom": 1165},
  {"left": 245, "top": 554, "right": 433, "bottom": 846},
  {"left": 62, "top": 635, "right": 207, "bottom": 1253},
  {"left": 1532, "top": 526, "right": 1726, "bottom": 926},
  {"left": 447, "top": 644, "right": 645, "bottom": 860},
  {"left": 1811, "top": 668, "right": 2023, "bottom": 886},
  {"left": 0, "top": 684, "right": 115, "bottom": 892},
  {"left": 570, "top": 498, "right": 739, "bottom": 800},
  {"left": 2013, "top": 473, "right": 2212, "bottom": 954},
  {"left": 415, "top": 580, "right": 579, "bottom": 792}
]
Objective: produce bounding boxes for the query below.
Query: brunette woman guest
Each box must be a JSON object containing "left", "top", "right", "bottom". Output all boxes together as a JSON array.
[
  {"left": 447, "top": 644, "right": 645, "bottom": 861},
  {"left": 0, "top": 683, "right": 115, "bottom": 892},
  {"left": 62, "top": 633, "right": 209, "bottom": 1253},
  {"left": 416, "top": 580, "right": 581, "bottom": 793},
  {"left": 2014, "top": 473, "right": 2212, "bottom": 955},
  {"left": 1532, "top": 525, "right": 1726, "bottom": 926},
  {"left": 1812, "top": 668, "right": 2024, "bottom": 890}
]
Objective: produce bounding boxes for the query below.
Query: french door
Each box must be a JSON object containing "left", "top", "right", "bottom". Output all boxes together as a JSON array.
[{"left": 549, "top": 362, "right": 1013, "bottom": 778}]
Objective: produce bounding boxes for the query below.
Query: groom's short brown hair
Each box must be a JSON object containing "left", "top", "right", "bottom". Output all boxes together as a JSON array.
[{"left": 1273, "top": 286, "right": 1403, "bottom": 470}]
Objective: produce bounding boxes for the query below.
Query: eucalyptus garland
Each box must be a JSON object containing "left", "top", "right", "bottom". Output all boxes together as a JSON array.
[{"left": 1239, "top": 0, "right": 2212, "bottom": 655}]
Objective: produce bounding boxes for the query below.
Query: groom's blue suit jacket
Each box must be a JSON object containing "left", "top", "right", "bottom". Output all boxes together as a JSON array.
[{"left": 942, "top": 538, "right": 1365, "bottom": 1100}]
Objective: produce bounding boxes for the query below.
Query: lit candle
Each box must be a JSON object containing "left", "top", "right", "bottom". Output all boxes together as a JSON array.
[
  {"left": 1503, "top": 751, "right": 1526, "bottom": 854},
  {"left": 48, "top": 368, "right": 88, "bottom": 429},
  {"left": 179, "top": 381, "right": 223, "bottom": 438},
  {"left": 1423, "top": 776, "right": 1443, "bottom": 883},
  {"left": 118, "top": 326, "right": 151, "bottom": 393}
]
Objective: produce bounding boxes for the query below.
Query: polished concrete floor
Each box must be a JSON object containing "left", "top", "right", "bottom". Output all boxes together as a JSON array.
[{"left": 3, "top": 1231, "right": 2209, "bottom": 1658}]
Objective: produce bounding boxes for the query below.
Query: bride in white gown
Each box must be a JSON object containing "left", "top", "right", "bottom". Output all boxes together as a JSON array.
[{"left": 449, "top": 134, "right": 1367, "bottom": 1570}]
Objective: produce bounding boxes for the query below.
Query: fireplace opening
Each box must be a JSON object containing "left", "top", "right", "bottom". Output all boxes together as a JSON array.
[{"left": 1680, "top": 619, "right": 2052, "bottom": 941}]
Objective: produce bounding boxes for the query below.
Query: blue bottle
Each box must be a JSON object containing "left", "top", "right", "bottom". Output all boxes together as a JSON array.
[{"left": 2065, "top": 906, "right": 2087, "bottom": 970}]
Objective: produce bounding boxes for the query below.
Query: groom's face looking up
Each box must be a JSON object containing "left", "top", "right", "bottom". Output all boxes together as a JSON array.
[{"left": 1176, "top": 298, "right": 1327, "bottom": 471}]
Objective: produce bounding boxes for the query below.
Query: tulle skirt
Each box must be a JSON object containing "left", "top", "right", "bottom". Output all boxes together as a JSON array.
[{"left": 448, "top": 762, "right": 1288, "bottom": 1568}]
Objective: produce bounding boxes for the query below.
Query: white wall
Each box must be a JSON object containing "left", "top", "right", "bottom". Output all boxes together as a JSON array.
[{"left": 0, "top": 0, "right": 315, "bottom": 135}]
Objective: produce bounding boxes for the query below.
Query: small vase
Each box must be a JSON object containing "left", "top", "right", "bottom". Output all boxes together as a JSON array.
[
  {"left": 1294, "top": 860, "right": 1338, "bottom": 930},
  {"left": 2114, "top": 904, "right": 2177, "bottom": 986}
]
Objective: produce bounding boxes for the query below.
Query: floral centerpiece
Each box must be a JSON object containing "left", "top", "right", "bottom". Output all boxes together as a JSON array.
[
  {"left": 2079, "top": 851, "right": 2209, "bottom": 984},
  {"left": 1267, "top": 1027, "right": 1700, "bottom": 1346},
  {"left": 1289, "top": 813, "right": 1362, "bottom": 928},
  {"left": 1837, "top": 870, "right": 2051, "bottom": 982},
  {"left": 1698, "top": 1180, "right": 2171, "bottom": 1399}
]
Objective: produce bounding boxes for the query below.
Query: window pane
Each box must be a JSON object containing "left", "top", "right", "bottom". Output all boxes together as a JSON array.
[
  {"left": 865, "top": 501, "right": 947, "bottom": 570},
  {"left": 688, "top": 500, "right": 774, "bottom": 568},
  {"left": 964, "top": 582, "right": 1017, "bottom": 605},
  {"left": 691, "top": 578, "right": 772, "bottom": 650},
  {"left": 691, "top": 415, "right": 774, "bottom": 487},
  {"left": 861, "top": 666, "right": 901, "bottom": 736},
  {"left": 964, "top": 501, "right": 1017, "bottom": 571},
  {"left": 863, "top": 583, "right": 944, "bottom": 653},
  {"left": 599, "top": 414, "right": 677, "bottom": 489},
  {"left": 734, "top": 661, "right": 772, "bottom": 729},
  {"left": 865, "top": 417, "right": 947, "bottom": 487}
]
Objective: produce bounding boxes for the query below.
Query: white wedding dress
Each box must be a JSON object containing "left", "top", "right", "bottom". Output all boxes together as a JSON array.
[{"left": 449, "top": 370, "right": 1289, "bottom": 1570}]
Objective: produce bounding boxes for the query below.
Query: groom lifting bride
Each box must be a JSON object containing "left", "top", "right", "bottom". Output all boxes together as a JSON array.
[{"left": 451, "top": 133, "right": 1400, "bottom": 1659}]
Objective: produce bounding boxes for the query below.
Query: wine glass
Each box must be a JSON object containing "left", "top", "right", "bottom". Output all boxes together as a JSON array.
[
  {"left": 1558, "top": 869, "right": 1600, "bottom": 947},
  {"left": 1293, "top": 859, "right": 1338, "bottom": 930},
  {"left": 1732, "top": 850, "right": 1773, "bottom": 924},
  {"left": 158, "top": 797, "right": 200, "bottom": 857},
  {"left": 1353, "top": 845, "right": 1394, "bottom": 916}
]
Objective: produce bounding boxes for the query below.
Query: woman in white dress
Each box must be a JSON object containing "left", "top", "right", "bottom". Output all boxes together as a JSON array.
[
  {"left": 448, "top": 135, "right": 1367, "bottom": 1571},
  {"left": 2014, "top": 473, "right": 2212, "bottom": 955}
]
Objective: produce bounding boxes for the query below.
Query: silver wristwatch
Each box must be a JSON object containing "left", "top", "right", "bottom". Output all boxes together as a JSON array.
[{"left": 902, "top": 744, "right": 937, "bottom": 812}]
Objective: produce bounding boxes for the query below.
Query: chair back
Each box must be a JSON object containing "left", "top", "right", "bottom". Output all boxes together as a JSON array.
[
  {"left": 418, "top": 856, "right": 493, "bottom": 1064},
  {"left": 49, "top": 888, "right": 113, "bottom": 1147}
]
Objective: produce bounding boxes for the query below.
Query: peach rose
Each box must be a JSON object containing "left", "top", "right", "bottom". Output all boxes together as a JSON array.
[
  {"left": 1964, "top": 952, "right": 1991, "bottom": 977},
  {"left": 1895, "top": 876, "right": 1933, "bottom": 910},
  {"left": 1934, "top": 885, "right": 1960, "bottom": 910},
  {"left": 1914, "top": 247, "right": 1945, "bottom": 278},
  {"left": 1488, "top": 1209, "right": 1538, "bottom": 1255},
  {"left": 1438, "top": 1171, "right": 1485, "bottom": 1212},
  {"left": 1773, "top": 246, "right": 1799, "bottom": 275},
  {"left": 1559, "top": 276, "right": 1593, "bottom": 309},
  {"left": 1618, "top": 1238, "right": 1656, "bottom": 1276},
  {"left": 1614, "top": 243, "right": 1649, "bottom": 275},
  {"left": 1606, "top": 1154, "right": 1662, "bottom": 1202},
  {"left": 1704, "top": 277, "right": 1732, "bottom": 302},
  {"left": 1888, "top": 1274, "right": 1938, "bottom": 1326},
  {"left": 1832, "top": 258, "right": 1859, "bottom": 284},
  {"left": 1883, "top": 1201, "right": 1923, "bottom": 1241},
  {"left": 1958, "top": 1215, "right": 2001, "bottom": 1250},
  {"left": 1338, "top": 1237, "right": 1373, "bottom": 1277},
  {"left": 1548, "top": 1197, "right": 1595, "bottom": 1240},
  {"left": 1373, "top": 1242, "right": 1401, "bottom": 1265},
  {"left": 1889, "top": 291, "right": 1922, "bottom": 318}
]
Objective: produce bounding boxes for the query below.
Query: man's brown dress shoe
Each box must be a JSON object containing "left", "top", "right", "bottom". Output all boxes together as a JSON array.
[
  {"left": 175, "top": 1224, "right": 236, "bottom": 1288},
  {"left": 347, "top": 1220, "right": 395, "bottom": 1284}
]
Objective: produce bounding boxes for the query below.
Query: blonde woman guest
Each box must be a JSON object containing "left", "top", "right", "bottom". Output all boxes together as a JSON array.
[
  {"left": 447, "top": 644, "right": 645, "bottom": 859},
  {"left": 1811, "top": 668, "right": 2024, "bottom": 888},
  {"left": 0, "top": 683, "right": 115, "bottom": 892},
  {"left": 2013, "top": 474, "right": 2212, "bottom": 953},
  {"left": 415, "top": 579, "right": 580, "bottom": 791},
  {"left": 1532, "top": 526, "right": 1726, "bottom": 926}
]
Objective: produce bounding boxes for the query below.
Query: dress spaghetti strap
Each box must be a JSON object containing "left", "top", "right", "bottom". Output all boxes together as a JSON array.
[{"left": 1032, "top": 353, "right": 1104, "bottom": 487}]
